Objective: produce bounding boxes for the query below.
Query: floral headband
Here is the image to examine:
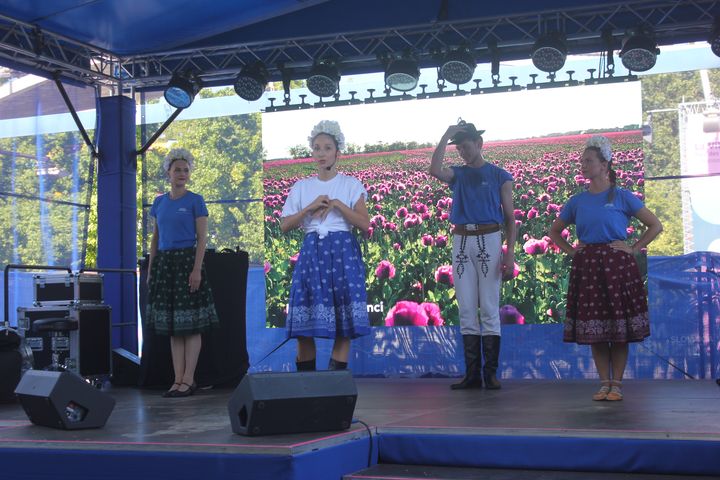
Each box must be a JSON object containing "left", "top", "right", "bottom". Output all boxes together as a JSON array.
[
  {"left": 163, "top": 148, "right": 195, "bottom": 172},
  {"left": 308, "top": 120, "right": 346, "bottom": 151},
  {"left": 585, "top": 135, "right": 612, "bottom": 164}
]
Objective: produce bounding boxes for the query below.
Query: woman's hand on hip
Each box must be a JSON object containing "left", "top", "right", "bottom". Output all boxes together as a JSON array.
[{"left": 609, "top": 240, "right": 633, "bottom": 254}]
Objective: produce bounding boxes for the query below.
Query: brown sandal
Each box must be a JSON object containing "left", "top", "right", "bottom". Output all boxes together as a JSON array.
[
  {"left": 606, "top": 381, "right": 623, "bottom": 401},
  {"left": 592, "top": 381, "right": 611, "bottom": 401}
]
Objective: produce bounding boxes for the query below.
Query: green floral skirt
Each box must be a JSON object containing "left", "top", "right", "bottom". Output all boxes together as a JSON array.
[{"left": 147, "top": 247, "right": 219, "bottom": 336}]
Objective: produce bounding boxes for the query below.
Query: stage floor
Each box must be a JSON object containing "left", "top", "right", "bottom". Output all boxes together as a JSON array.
[{"left": 1, "top": 379, "right": 719, "bottom": 478}]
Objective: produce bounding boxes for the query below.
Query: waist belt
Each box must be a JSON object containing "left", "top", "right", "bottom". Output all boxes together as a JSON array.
[{"left": 453, "top": 223, "right": 502, "bottom": 236}]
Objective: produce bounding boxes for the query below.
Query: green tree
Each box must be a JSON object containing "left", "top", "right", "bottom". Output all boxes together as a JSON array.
[{"left": 640, "top": 69, "right": 720, "bottom": 255}]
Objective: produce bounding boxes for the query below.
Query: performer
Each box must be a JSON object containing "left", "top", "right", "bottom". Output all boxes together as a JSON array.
[
  {"left": 147, "top": 148, "right": 219, "bottom": 397},
  {"left": 549, "top": 135, "right": 662, "bottom": 401},
  {"left": 430, "top": 120, "right": 516, "bottom": 390},
  {"left": 280, "top": 120, "right": 370, "bottom": 371}
]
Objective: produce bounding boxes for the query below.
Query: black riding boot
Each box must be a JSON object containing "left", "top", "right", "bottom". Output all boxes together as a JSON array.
[
  {"left": 328, "top": 358, "right": 348, "bottom": 370},
  {"left": 451, "top": 335, "right": 483, "bottom": 390},
  {"left": 482, "top": 335, "right": 501, "bottom": 390},
  {"left": 296, "top": 359, "right": 316, "bottom": 371}
]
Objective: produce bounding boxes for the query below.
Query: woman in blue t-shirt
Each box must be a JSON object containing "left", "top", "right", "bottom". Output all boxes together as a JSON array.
[
  {"left": 147, "top": 148, "right": 219, "bottom": 397},
  {"left": 549, "top": 136, "right": 662, "bottom": 402}
]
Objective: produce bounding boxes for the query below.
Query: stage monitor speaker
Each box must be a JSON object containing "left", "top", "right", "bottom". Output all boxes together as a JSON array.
[
  {"left": 15, "top": 370, "right": 115, "bottom": 430},
  {"left": 228, "top": 370, "right": 357, "bottom": 436}
]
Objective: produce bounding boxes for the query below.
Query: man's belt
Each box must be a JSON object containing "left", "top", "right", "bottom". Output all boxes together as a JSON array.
[{"left": 452, "top": 223, "right": 502, "bottom": 236}]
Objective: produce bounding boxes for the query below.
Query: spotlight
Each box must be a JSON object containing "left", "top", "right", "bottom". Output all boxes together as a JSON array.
[
  {"left": 164, "top": 71, "right": 200, "bottom": 109},
  {"left": 440, "top": 48, "right": 476, "bottom": 85},
  {"left": 709, "top": 18, "right": 720, "bottom": 57},
  {"left": 385, "top": 58, "right": 420, "bottom": 92},
  {"left": 307, "top": 60, "right": 340, "bottom": 98},
  {"left": 234, "top": 62, "right": 268, "bottom": 101},
  {"left": 532, "top": 33, "right": 567, "bottom": 73},
  {"left": 619, "top": 27, "right": 659, "bottom": 72}
]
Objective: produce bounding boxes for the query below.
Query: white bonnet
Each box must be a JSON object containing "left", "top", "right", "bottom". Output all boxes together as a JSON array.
[
  {"left": 308, "top": 120, "right": 346, "bottom": 151},
  {"left": 163, "top": 148, "right": 195, "bottom": 171},
  {"left": 585, "top": 135, "right": 612, "bottom": 163}
]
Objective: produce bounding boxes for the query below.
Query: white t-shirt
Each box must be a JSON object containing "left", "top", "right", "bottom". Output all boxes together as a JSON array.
[{"left": 281, "top": 173, "right": 367, "bottom": 237}]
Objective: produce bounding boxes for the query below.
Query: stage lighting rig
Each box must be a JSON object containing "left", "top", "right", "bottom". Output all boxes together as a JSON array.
[
  {"left": 164, "top": 71, "right": 201, "bottom": 109},
  {"left": 385, "top": 56, "right": 420, "bottom": 92},
  {"left": 709, "top": 18, "right": 720, "bottom": 57},
  {"left": 307, "top": 60, "right": 340, "bottom": 98},
  {"left": 531, "top": 33, "right": 567, "bottom": 73},
  {"left": 440, "top": 48, "right": 476, "bottom": 85},
  {"left": 619, "top": 26, "right": 659, "bottom": 72},
  {"left": 234, "top": 62, "right": 268, "bottom": 101}
]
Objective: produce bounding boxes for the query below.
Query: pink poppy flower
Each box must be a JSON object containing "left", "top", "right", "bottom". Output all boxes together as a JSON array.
[
  {"left": 421, "top": 302, "right": 445, "bottom": 326},
  {"left": 289, "top": 253, "right": 299, "bottom": 267},
  {"left": 375, "top": 260, "right": 396, "bottom": 279},
  {"left": 500, "top": 304, "right": 525, "bottom": 325},
  {"left": 384, "top": 300, "right": 429, "bottom": 326},
  {"left": 434, "top": 265, "right": 453, "bottom": 286}
]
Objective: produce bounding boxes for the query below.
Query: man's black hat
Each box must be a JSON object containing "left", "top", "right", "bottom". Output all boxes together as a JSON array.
[{"left": 449, "top": 123, "right": 485, "bottom": 145}]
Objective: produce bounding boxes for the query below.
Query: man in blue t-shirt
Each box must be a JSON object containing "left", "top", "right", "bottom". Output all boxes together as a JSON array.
[{"left": 430, "top": 121, "right": 517, "bottom": 390}]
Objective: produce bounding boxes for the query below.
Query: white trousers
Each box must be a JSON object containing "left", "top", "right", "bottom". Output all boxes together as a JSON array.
[{"left": 452, "top": 231, "right": 502, "bottom": 336}]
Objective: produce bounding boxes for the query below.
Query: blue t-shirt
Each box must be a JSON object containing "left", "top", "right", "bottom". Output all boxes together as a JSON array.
[
  {"left": 449, "top": 163, "right": 513, "bottom": 225},
  {"left": 149, "top": 191, "right": 209, "bottom": 251},
  {"left": 559, "top": 187, "right": 644, "bottom": 244}
]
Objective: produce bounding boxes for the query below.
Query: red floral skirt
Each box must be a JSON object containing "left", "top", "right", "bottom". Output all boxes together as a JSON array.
[{"left": 563, "top": 244, "right": 650, "bottom": 344}]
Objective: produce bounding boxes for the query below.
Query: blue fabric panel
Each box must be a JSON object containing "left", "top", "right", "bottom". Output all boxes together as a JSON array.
[
  {"left": 96, "top": 95, "right": 137, "bottom": 352},
  {"left": 647, "top": 252, "right": 720, "bottom": 379},
  {"left": 246, "top": 252, "right": 720, "bottom": 379},
  {"left": 377, "top": 432, "right": 720, "bottom": 476},
  {"left": 0, "top": 448, "right": 292, "bottom": 480}
]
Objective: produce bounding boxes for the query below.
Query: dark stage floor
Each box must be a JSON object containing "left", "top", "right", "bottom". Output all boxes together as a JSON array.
[{"left": 1, "top": 379, "right": 719, "bottom": 478}]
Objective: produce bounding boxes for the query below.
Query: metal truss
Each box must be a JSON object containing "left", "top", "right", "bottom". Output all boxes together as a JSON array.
[
  {"left": 1, "top": 0, "right": 718, "bottom": 91},
  {"left": 0, "top": 13, "right": 121, "bottom": 88}
]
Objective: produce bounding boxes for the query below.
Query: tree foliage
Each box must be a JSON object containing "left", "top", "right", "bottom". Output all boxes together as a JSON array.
[{"left": 640, "top": 69, "right": 720, "bottom": 255}]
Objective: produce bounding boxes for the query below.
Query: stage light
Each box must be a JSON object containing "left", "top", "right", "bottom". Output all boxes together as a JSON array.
[
  {"left": 385, "top": 58, "right": 420, "bottom": 92},
  {"left": 164, "top": 71, "right": 200, "bottom": 109},
  {"left": 532, "top": 33, "right": 567, "bottom": 73},
  {"left": 234, "top": 62, "right": 268, "bottom": 101},
  {"left": 619, "top": 27, "right": 659, "bottom": 72},
  {"left": 307, "top": 60, "right": 340, "bottom": 98},
  {"left": 709, "top": 18, "right": 720, "bottom": 57},
  {"left": 440, "top": 48, "right": 476, "bottom": 85}
]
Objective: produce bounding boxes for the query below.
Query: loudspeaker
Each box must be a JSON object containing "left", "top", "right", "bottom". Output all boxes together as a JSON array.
[
  {"left": 228, "top": 371, "right": 357, "bottom": 436},
  {"left": 15, "top": 370, "right": 115, "bottom": 430},
  {"left": 110, "top": 348, "right": 140, "bottom": 386}
]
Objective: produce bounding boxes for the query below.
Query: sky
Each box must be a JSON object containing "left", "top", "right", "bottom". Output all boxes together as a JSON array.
[{"left": 261, "top": 81, "right": 641, "bottom": 158}]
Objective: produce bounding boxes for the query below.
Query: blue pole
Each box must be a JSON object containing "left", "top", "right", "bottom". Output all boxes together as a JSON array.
[{"left": 96, "top": 96, "right": 137, "bottom": 353}]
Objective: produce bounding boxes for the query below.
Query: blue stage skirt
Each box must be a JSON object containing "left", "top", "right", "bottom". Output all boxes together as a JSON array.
[{"left": 287, "top": 231, "right": 370, "bottom": 339}]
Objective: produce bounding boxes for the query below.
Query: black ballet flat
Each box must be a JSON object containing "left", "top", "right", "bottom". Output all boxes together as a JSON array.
[
  {"left": 162, "top": 383, "right": 181, "bottom": 398},
  {"left": 170, "top": 382, "right": 196, "bottom": 398}
]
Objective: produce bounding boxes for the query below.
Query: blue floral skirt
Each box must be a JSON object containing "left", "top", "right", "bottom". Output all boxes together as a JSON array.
[{"left": 287, "top": 231, "right": 370, "bottom": 339}]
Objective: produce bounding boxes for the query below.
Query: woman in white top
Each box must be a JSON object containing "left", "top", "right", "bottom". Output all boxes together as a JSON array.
[{"left": 280, "top": 120, "right": 370, "bottom": 371}]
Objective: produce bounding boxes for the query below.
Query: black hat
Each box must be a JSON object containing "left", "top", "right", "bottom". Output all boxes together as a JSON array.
[{"left": 448, "top": 123, "right": 485, "bottom": 144}]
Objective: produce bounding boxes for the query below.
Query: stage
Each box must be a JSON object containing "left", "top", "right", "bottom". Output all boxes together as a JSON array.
[{"left": 1, "top": 378, "right": 719, "bottom": 479}]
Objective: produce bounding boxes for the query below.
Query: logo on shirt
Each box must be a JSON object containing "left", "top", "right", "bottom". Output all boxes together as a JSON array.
[{"left": 177, "top": 207, "right": 190, "bottom": 214}]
